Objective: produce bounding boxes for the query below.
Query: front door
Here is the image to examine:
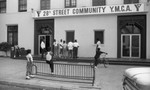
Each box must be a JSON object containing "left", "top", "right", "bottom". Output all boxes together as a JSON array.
[
  {"left": 121, "top": 34, "right": 141, "bottom": 58},
  {"left": 38, "top": 35, "right": 52, "bottom": 55}
]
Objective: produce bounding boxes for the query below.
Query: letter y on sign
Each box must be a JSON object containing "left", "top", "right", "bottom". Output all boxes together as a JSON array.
[
  {"left": 134, "top": 4, "right": 141, "bottom": 11},
  {"left": 37, "top": 11, "right": 41, "bottom": 17}
]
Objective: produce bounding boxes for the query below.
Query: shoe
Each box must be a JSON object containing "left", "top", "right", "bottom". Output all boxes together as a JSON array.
[
  {"left": 29, "top": 75, "right": 35, "bottom": 78},
  {"left": 26, "top": 76, "right": 30, "bottom": 80}
]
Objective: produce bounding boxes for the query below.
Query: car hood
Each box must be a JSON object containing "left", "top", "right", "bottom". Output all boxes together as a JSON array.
[{"left": 123, "top": 67, "right": 150, "bottom": 90}]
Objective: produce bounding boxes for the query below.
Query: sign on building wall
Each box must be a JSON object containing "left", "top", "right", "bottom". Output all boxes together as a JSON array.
[{"left": 32, "top": 3, "right": 147, "bottom": 18}]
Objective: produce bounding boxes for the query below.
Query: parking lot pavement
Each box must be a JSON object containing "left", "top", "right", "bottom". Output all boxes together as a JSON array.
[
  {"left": 0, "top": 57, "right": 148, "bottom": 90},
  {"left": 0, "top": 84, "right": 37, "bottom": 90},
  {"left": 94, "top": 64, "right": 146, "bottom": 90}
]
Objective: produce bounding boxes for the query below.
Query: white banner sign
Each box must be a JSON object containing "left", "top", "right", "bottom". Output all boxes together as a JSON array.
[{"left": 33, "top": 3, "right": 146, "bottom": 18}]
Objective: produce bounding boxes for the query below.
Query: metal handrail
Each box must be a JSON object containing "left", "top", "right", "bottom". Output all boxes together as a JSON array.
[{"left": 33, "top": 60, "right": 95, "bottom": 85}]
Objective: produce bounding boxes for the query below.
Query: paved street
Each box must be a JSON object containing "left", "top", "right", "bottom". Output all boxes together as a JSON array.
[
  {"left": 0, "top": 84, "right": 37, "bottom": 90},
  {"left": 0, "top": 57, "right": 148, "bottom": 90}
]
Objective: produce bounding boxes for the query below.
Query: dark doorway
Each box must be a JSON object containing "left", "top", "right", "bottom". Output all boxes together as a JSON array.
[
  {"left": 118, "top": 15, "right": 146, "bottom": 59},
  {"left": 34, "top": 19, "right": 54, "bottom": 55}
]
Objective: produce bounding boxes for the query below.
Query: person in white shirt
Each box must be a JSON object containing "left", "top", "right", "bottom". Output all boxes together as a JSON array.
[
  {"left": 26, "top": 49, "right": 34, "bottom": 79},
  {"left": 46, "top": 47, "right": 54, "bottom": 74},
  {"left": 62, "top": 40, "right": 68, "bottom": 58},
  {"left": 40, "top": 39, "right": 45, "bottom": 59},
  {"left": 73, "top": 40, "right": 79, "bottom": 58},
  {"left": 59, "top": 39, "right": 63, "bottom": 58},
  {"left": 53, "top": 39, "right": 58, "bottom": 57},
  {"left": 68, "top": 41, "right": 73, "bottom": 58},
  {"left": 96, "top": 38, "right": 101, "bottom": 52}
]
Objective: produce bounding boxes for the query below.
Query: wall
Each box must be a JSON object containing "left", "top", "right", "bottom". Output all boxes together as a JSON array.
[
  {"left": 7, "top": 0, "right": 40, "bottom": 13},
  {"left": 0, "top": 0, "right": 150, "bottom": 58},
  {"left": 147, "top": 3, "right": 150, "bottom": 59},
  {"left": 50, "top": 0, "right": 149, "bottom": 10},
  {"left": 0, "top": 0, "right": 38, "bottom": 54},
  {"left": 107, "top": 0, "right": 123, "bottom": 5},
  {"left": 0, "top": 13, "right": 34, "bottom": 54},
  {"left": 55, "top": 15, "right": 117, "bottom": 58},
  {"left": 28, "top": 0, "right": 40, "bottom": 12}
]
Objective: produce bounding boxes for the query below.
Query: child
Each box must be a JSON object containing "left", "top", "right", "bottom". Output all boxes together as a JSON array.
[
  {"left": 46, "top": 47, "right": 54, "bottom": 74},
  {"left": 26, "top": 49, "right": 34, "bottom": 79},
  {"left": 94, "top": 48, "right": 107, "bottom": 68}
]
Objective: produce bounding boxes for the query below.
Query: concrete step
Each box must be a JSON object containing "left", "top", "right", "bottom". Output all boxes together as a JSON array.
[{"left": 13, "top": 56, "right": 150, "bottom": 66}]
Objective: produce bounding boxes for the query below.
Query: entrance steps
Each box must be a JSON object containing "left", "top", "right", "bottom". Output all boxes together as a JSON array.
[{"left": 14, "top": 55, "right": 150, "bottom": 66}]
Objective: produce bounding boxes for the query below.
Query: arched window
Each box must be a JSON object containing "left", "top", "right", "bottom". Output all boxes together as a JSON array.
[{"left": 121, "top": 23, "right": 141, "bottom": 34}]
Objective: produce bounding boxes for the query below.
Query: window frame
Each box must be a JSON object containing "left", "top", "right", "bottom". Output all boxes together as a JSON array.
[
  {"left": 7, "top": 25, "right": 18, "bottom": 46},
  {"left": 92, "top": 0, "right": 106, "bottom": 6},
  {"left": 40, "top": 0, "right": 50, "bottom": 10},
  {"left": 94, "top": 30, "right": 104, "bottom": 44},
  {"left": 65, "top": 0, "right": 76, "bottom": 8},
  {"left": 66, "top": 30, "right": 75, "bottom": 43},
  {"left": 18, "top": 0, "right": 27, "bottom": 12},
  {"left": 124, "top": 0, "right": 139, "bottom": 4},
  {"left": 0, "top": 0, "right": 6, "bottom": 13}
]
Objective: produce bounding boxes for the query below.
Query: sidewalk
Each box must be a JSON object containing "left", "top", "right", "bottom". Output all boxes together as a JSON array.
[{"left": 0, "top": 57, "right": 144, "bottom": 90}]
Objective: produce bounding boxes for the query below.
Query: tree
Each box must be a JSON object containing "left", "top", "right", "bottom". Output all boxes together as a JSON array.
[{"left": 0, "top": 42, "right": 11, "bottom": 56}]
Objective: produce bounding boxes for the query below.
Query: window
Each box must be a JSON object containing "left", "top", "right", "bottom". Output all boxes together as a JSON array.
[
  {"left": 124, "top": 0, "right": 139, "bottom": 4},
  {"left": 121, "top": 23, "right": 141, "bottom": 34},
  {"left": 0, "top": 0, "right": 6, "bottom": 13},
  {"left": 41, "top": 0, "right": 50, "bottom": 10},
  {"left": 7, "top": 26, "right": 18, "bottom": 46},
  {"left": 66, "top": 31, "right": 74, "bottom": 43},
  {"left": 94, "top": 30, "right": 104, "bottom": 44},
  {"left": 65, "top": 0, "right": 76, "bottom": 8},
  {"left": 92, "top": 0, "right": 106, "bottom": 6},
  {"left": 18, "top": 0, "right": 27, "bottom": 12}
]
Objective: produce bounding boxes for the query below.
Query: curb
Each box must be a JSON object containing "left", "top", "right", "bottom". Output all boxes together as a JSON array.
[{"left": 0, "top": 80, "right": 67, "bottom": 90}]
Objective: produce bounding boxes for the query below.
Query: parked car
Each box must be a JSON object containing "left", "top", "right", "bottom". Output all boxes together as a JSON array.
[{"left": 123, "top": 67, "right": 150, "bottom": 90}]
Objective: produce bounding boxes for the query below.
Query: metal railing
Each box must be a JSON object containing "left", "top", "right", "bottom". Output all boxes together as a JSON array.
[{"left": 32, "top": 60, "right": 95, "bottom": 85}]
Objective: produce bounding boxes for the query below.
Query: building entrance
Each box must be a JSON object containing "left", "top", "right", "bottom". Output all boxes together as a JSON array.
[
  {"left": 121, "top": 34, "right": 140, "bottom": 58},
  {"left": 121, "top": 23, "right": 141, "bottom": 58},
  {"left": 34, "top": 19, "right": 54, "bottom": 55},
  {"left": 38, "top": 35, "right": 52, "bottom": 55},
  {"left": 118, "top": 15, "right": 146, "bottom": 59}
]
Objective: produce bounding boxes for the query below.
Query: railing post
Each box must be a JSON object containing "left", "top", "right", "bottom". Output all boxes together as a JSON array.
[{"left": 92, "top": 65, "right": 95, "bottom": 86}]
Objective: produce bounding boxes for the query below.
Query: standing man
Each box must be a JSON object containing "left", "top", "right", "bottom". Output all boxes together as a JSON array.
[
  {"left": 73, "top": 40, "right": 79, "bottom": 58},
  {"left": 53, "top": 39, "right": 58, "bottom": 57},
  {"left": 68, "top": 41, "right": 73, "bottom": 58},
  {"left": 62, "top": 40, "right": 68, "bottom": 58},
  {"left": 59, "top": 39, "right": 63, "bottom": 58},
  {"left": 41, "top": 38, "right": 45, "bottom": 59}
]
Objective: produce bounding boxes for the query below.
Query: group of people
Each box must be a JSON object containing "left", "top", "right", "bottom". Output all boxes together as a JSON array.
[
  {"left": 25, "top": 38, "right": 106, "bottom": 79},
  {"left": 53, "top": 39, "right": 79, "bottom": 59},
  {"left": 25, "top": 39, "right": 80, "bottom": 79}
]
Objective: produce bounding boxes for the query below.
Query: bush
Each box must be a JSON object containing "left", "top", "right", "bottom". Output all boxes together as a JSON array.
[{"left": 0, "top": 42, "right": 11, "bottom": 56}]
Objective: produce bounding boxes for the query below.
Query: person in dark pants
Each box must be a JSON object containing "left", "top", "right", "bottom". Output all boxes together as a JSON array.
[
  {"left": 94, "top": 48, "right": 106, "bottom": 68},
  {"left": 46, "top": 47, "right": 54, "bottom": 74},
  {"left": 73, "top": 40, "right": 79, "bottom": 58},
  {"left": 41, "top": 39, "right": 46, "bottom": 59}
]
